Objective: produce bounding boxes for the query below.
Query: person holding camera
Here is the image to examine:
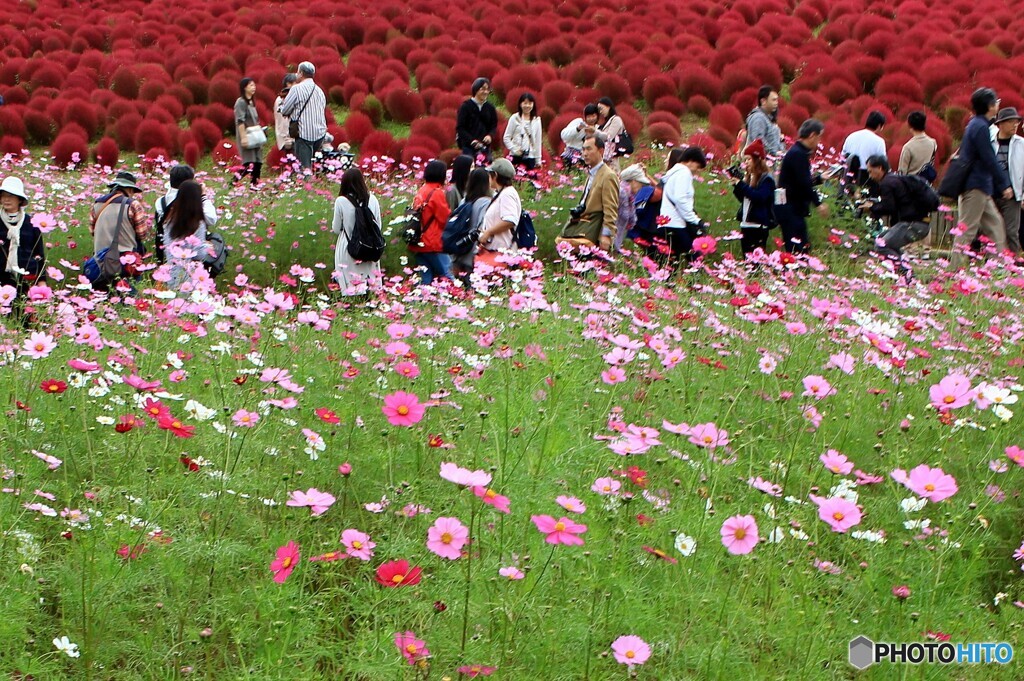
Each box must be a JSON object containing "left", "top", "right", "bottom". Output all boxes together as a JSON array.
[
  {"left": 658, "top": 146, "right": 709, "bottom": 263},
  {"left": 274, "top": 74, "right": 298, "bottom": 153},
  {"left": 859, "top": 156, "right": 931, "bottom": 275},
  {"left": 729, "top": 139, "right": 776, "bottom": 256},
  {"left": 279, "top": 62, "right": 328, "bottom": 171},
  {"left": 776, "top": 119, "right": 829, "bottom": 254},
  {"left": 556, "top": 136, "right": 619, "bottom": 252},
  {"left": 456, "top": 78, "right": 498, "bottom": 163}
]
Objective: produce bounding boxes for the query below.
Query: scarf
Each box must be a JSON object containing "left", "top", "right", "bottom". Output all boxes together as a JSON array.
[{"left": 1, "top": 210, "right": 26, "bottom": 275}]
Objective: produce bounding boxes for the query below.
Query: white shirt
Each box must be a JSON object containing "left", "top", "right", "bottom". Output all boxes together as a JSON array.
[
  {"left": 842, "top": 129, "right": 887, "bottom": 167},
  {"left": 560, "top": 117, "right": 588, "bottom": 151},
  {"left": 503, "top": 114, "right": 543, "bottom": 160},
  {"left": 659, "top": 164, "right": 699, "bottom": 227},
  {"left": 481, "top": 186, "right": 521, "bottom": 251}
]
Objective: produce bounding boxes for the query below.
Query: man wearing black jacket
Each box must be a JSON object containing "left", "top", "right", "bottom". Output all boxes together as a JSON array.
[
  {"left": 776, "top": 119, "right": 829, "bottom": 254},
  {"left": 455, "top": 78, "right": 498, "bottom": 162},
  {"left": 862, "top": 155, "right": 930, "bottom": 268}
]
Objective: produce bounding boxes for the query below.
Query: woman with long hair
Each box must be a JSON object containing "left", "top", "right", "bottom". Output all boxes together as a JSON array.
[
  {"left": 331, "top": 167, "right": 383, "bottom": 295},
  {"left": 446, "top": 154, "right": 475, "bottom": 210},
  {"left": 594, "top": 97, "right": 628, "bottom": 165},
  {"left": 503, "top": 92, "right": 543, "bottom": 170},
  {"left": 163, "top": 179, "right": 211, "bottom": 288},
  {"left": 451, "top": 167, "right": 493, "bottom": 281},
  {"left": 234, "top": 77, "right": 264, "bottom": 187},
  {"left": 730, "top": 139, "right": 776, "bottom": 256}
]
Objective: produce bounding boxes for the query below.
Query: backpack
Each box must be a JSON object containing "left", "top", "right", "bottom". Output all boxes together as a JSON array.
[
  {"left": 898, "top": 173, "right": 941, "bottom": 221},
  {"left": 154, "top": 196, "right": 173, "bottom": 264},
  {"left": 629, "top": 185, "right": 661, "bottom": 237},
  {"left": 402, "top": 188, "right": 439, "bottom": 246},
  {"left": 442, "top": 201, "right": 478, "bottom": 256},
  {"left": 202, "top": 232, "right": 228, "bottom": 276},
  {"left": 515, "top": 209, "right": 536, "bottom": 249},
  {"left": 346, "top": 198, "right": 386, "bottom": 262}
]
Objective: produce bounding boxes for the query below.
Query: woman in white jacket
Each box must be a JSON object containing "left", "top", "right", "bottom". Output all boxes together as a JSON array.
[
  {"left": 503, "top": 93, "right": 543, "bottom": 170},
  {"left": 332, "top": 168, "right": 383, "bottom": 295}
]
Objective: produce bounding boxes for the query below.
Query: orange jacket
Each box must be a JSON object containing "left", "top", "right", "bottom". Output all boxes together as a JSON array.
[{"left": 409, "top": 183, "right": 450, "bottom": 253}]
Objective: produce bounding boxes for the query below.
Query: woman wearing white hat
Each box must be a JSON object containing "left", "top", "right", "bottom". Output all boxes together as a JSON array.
[{"left": 0, "top": 176, "right": 46, "bottom": 291}]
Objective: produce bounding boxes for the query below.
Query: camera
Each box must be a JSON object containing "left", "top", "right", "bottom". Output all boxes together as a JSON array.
[
  {"left": 726, "top": 164, "right": 743, "bottom": 180},
  {"left": 811, "top": 171, "right": 825, "bottom": 187},
  {"left": 569, "top": 204, "right": 585, "bottom": 221}
]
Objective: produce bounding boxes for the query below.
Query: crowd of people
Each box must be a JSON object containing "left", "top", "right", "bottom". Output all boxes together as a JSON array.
[{"left": 2, "top": 69, "right": 1022, "bottom": 299}]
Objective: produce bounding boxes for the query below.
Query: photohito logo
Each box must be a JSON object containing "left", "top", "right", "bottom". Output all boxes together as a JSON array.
[{"left": 849, "top": 636, "right": 1014, "bottom": 670}]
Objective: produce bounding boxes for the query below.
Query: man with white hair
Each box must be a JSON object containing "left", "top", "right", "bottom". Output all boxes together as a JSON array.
[{"left": 279, "top": 61, "right": 328, "bottom": 170}]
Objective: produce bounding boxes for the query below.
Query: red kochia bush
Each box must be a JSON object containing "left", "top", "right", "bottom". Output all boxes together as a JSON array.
[
  {"left": 91, "top": 136, "right": 120, "bottom": 167},
  {"left": 344, "top": 111, "right": 375, "bottom": 144},
  {"left": 642, "top": 75, "right": 677, "bottom": 107},
  {"left": 678, "top": 67, "right": 720, "bottom": 101},
  {"left": 358, "top": 130, "right": 396, "bottom": 159},
  {"left": 50, "top": 132, "right": 89, "bottom": 166},
  {"left": 0, "top": 108, "right": 28, "bottom": 138},
  {"left": 410, "top": 116, "right": 454, "bottom": 150},
  {"left": 646, "top": 121, "right": 681, "bottom": 146},
  {"left": 540, "top": 80, "right": 574, "bottom": 112},
  {"left": 653, "top": 95, "right": 686, "bottom": 117},
  {"left": 183, "top": 141, "right": 201, "bottom": 168},
  {"left": 595, "top": 73, "right": 631, "bottom": 105},
  {"left": 211, "top": 138, "right": 237, "bottom": 164},
  {"left": 709, "top": 104, "right": 743, "bottom": 135},
  {"left": 134, "top": 119, "right": 173, "bottom": 155},
  {"left": 875, "top": 73, "right": 924, "bottom": 107},
  {"left": 24, "top": 111, "right": 57, "bottom": 145},
  {"left": 687, "top": 95, "right": 713, "bottom": 118},
  {"left": 0, "top": 136, "right": 26, "bottom": 156},
  {"left": 646, "top": 112, "right": 681, "bottom": 132},
  {"left": 383, "top": 89, "right": 426, "bottom": 124}
]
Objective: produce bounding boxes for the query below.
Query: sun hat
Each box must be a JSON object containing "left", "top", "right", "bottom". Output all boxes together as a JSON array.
[
  {"left": 994, "top": 107, "right": 1022, "bottom": 124},
  {"left": 485, "top": 158, "right": 516, "bottom": 180},
  {"left": 620, "top": 164, "right": 652, "bottom": 184},
  {"left": 0, "top": 176, "right": 28, "bottom": 205},
  {"left": 108, "top": 171, "right": 141, "bottom": 192}
]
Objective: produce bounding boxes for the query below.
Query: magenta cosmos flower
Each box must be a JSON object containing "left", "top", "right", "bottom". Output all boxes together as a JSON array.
[
  {"left": 394, "top": 631, "right": 429, "bottom": 665},
  {"left": 819, "top": 449, "right": 853, "bottom": 475},
  {"left": 687, "top": 422, "right": 729, "bottom": 449},
  {"left": 928, "top": 373, "right": 973, "bottom": 410},
  {"left": 472, "top": 486, "right": 511, "bottom": 513},
  {"left": 531, "top": 515, "right": 587, "bottom": 545},
  {"left": 906, "top": 464, "right": 958, "bottom": 502},
  {"left": 381, "top": 391, "right": 425, "bottom": 427},
  {"left": 286, "top": 488, "right": 336, "bottom": 517},
  {"left": 427, "top": 517, "right": 469, "bottom": 559},
  {"left": 802, "top": 375, "right": 836, "bottom": 400},
  {"left": 340, "top": 529, "right": 376, "bottom": 560},
  {"left": 1006, "top": 445, "right": 1024, "bottom": 468},
  {"left": 611, "top": 635, "right": 651, "bottom": 666},
  {"left": 809, "top": 494, "right": 862, "bottom": 533},
  {"left": 269, "top": 540, "right": 300, "bottom": 583},
  {"left": 720, "top": 514, "right": 759, "bottom": 555}
]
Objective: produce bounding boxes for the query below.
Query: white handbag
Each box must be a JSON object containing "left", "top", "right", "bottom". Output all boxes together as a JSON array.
[{"left": 244, "top": 126, "right": 267, "bottom": 149}]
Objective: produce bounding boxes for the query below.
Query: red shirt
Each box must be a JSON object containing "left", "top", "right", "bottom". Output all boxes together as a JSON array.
[{"left": 409, "top": 183, "right": 450, "bottom": 253}]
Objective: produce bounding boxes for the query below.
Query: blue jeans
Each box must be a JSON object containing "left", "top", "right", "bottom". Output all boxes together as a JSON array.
[
  {"left": 415, "top": 252, "right": 452, "bottom": 285},
  {"left": 294, "top": 136, "right": 324, "bottom": 169}
]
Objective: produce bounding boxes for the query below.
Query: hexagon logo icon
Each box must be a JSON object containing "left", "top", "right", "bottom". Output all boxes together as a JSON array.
[{"left": 849, "top": 636, "right": 875, "bottom": 670}]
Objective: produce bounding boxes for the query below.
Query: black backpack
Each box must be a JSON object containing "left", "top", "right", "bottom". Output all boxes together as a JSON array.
[
  {"left": 515, "top": 209, "right": 536, "bottom": 248},
  {"left": 442, "top": 201, "right": 478, "bottom": 255},
  {"left": 346, "top": 197, "right": 386, "bottom": 262},
  {"left": 401, "top": 188, "right": 439, "bottom": 246},
  {"left": 898, "top": 173, "right": 941, "bottom": 221}
]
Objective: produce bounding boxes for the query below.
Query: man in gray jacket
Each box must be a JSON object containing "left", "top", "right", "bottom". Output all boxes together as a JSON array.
[
  {"left": 991, "top": 107, "right": 1024, "bottom": 254},
  {"left": 746, "top": 86, "right": 784, "bottom": 158}
]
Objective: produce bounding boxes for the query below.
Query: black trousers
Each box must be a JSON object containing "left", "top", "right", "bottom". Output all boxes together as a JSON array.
[{"left": 774, "top": 204, "right": 809, "bottom": 254}]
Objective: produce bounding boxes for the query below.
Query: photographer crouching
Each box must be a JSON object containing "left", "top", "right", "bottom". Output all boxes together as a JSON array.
[{"left": 859, "top": 155, "right": 933, "bottom": 278}]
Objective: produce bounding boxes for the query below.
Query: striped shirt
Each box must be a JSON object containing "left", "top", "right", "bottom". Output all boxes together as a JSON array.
[{"left": 279, "top": 79, "right": 327, "bottom": 142}]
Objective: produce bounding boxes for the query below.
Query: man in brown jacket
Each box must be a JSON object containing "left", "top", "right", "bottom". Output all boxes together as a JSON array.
[{"left": 556, "top": 136, "right": 619, "bottom": 251}]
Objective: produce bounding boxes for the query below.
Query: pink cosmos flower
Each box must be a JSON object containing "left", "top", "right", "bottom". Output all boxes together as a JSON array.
[
  {"left": 67, "top": 358, "right": 100, "bottom": 373},
  {"left": 556, "top": 495, "right": 586, "bottom": 513},
  {"left": 21, "top": 332, "right": 56, "bottom": 359},
  {"left": 472, "top": 486, "right": 511, "bottom": 514},
  {"left": 232, "top": 409, "right": 260, "bottom": 428},
  {"left": 394, "top": 631, "right": 429, "bottom": 665},
  {"left": 906, "top": 464, "right": 958, "bottom": 502},
  {"left": 269, "top": 541, "right": 300, "bottom": 583},
  {"left": 809, "top": 494, "right": 862, "bottom": 533},
  {"left": 457, "top": 664, "right": 497, "bottom": 677},
  {"left": 601, "top": 367, "right": 627, "bottom": 384},
  {"left": 820, "top": 450, "right": 853, "bottom": 475},
  {"left": 531, "top": 515, "right": 587, "bottom": 545},
  {"left": 591, "top": 477, "right": 621, "bottom": 495},
  {"left": 801, "top": 405, "right": 823, "bottom": 430},
  {"left": 802, "top": 375, "right": 836, "bottom": 399},
  {"left": 286, "top": 488, "right": 336, "bottom": 517},
  {"left": 692, "top": 235, "right": 717, "bottom": 255},
  {"left": 340, "top": 529, "right": 376, "bottom": 560},
  {"left": 1006, "top": 446, "right": 1024, "bottom": 468},
  {"left": 720, "top": 514, "right": 759, "bottom": 555},
  {"left": 439, "top": 462, "right": 492, "bottom": 487},
  {"left": 688, "top": 422, "right": 729, "bottom": 449},
  {"left": 31, "top": 213, "right": 57, "bottom": 233},
  {"left": 928, "top": 373, "right": 973, "bottom": 410},
  {"left": 427, "top": 517, "right": 469, "bottom": 559},
  {"left": 499, "top": 566, "right": 525, "bottom": 580},
  {"left": 611, "top": 635, "right": 651, "bottom": 666},
  {"left": 382, "top": 390, "right": 425, "bottom": 426},
  {"left": 393, "top": 361, "right": 420, "bottom": 379},
  {"left": 826, "top": 352, "right": 856, "bottom": 375},
  {"left": 32, "top": 450, "right": 63, "bottom": 470}
]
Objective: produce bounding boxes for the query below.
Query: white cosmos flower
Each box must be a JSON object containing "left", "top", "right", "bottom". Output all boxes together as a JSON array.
[
  {"left": 674, "top": 533, "right": 696, "bottom": 557},
  {"left": 53, "top": 635, "right": 80, "bottom": 658}
]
